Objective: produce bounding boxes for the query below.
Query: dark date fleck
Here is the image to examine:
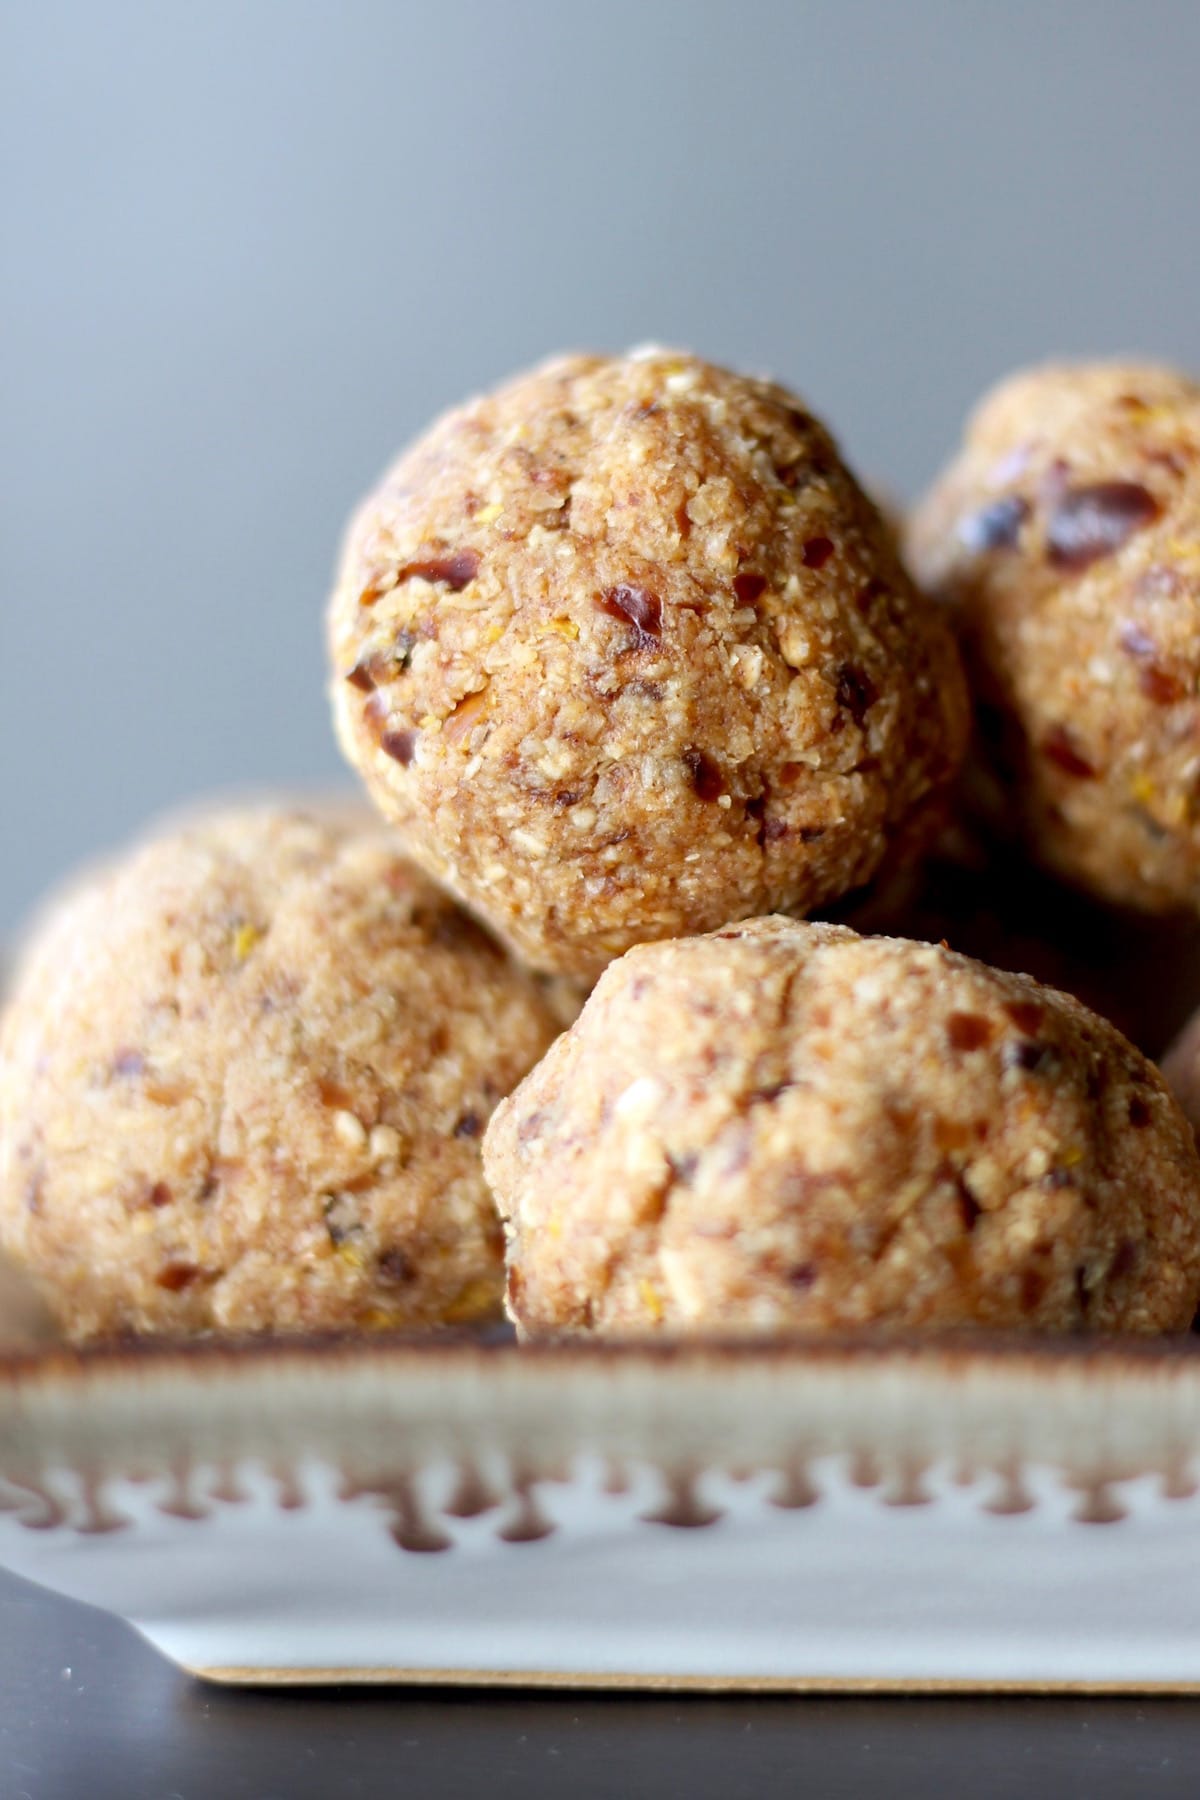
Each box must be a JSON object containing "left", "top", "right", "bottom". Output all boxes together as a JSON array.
[
  {"left": 762, "top": 817, "right": 789, "bottom": 843},
  {"left": 112, "top": 1048, "right": 146, "bottom": 1078},
  {"left": 453, "top": 1111, "right": 483, "bottom": 1140},
  {"left": 946, "top": 1012, "right": 995, "bottom": 1053},
  {"left": 1021, "top": 1266, "right": 1048, "bottom": 1313},
  {"left": 1139, "top": 663, "right": 1186, "bottom": 705},
  {"left": 1045, "top": 481, "right": 1160, "bottom": 570},
  {"left": 156, "top": 1261, "right": 200, "bottom": 1292},
  {"left": 1003, "top": 1000, "right": 1045, "bottom": 1036},
  {"left": 1074, "top": 1264, "right": 1092, "bottom": 1318},
  {"left": 802, "top": 535, "right": 835, "bottom": 569},
  {"left": 148, "top": 1181, "right": 172, "bottom": 1209},
  {"left": 380, "top": 728, "right": 418, "bottom": 766},
  {"left": 834, "top": 663, "right": 877, "bottom": 730},
  {"left": 597, "top": 583, "right": 662, "bottom": 642},
  {"left": 1118, "top": 622, "right": 1187, "bottom": 703},
  {"left": 396, "top": 548, "right": 480, "bottom": 592},
  {"left": 1041, "top": 725, "right": 1097, "bottom": 780},
  {"left": 955, "top": 1173, "right": 983, "bottom": 1232},
  {"left": 787, "top": 1262, "right": 818, "bottom": 1290},
  {"left": 682, "top": 747, "right": 724, "bottom": 802},
  {"left": 733, "top": 571, "right": 767, "bottom": 605},
  {"left": 797, "top": 825, "right": 826, "bottom": 843},
  {"left": 1109, "top": 1237, "right": 1139, "bottom": 1280},
  {"left": 958, "top": 495, "right": 1030, "bottom": 553},
  {"left": 346, "top": 633, "right": 416, "bottom": 691},
  {"left": 1004, "top": 1039, "right": 1055, "bottom": 1074},
  {"left": 377, "top": 1248, "right": 415, "bottom": 1286},
  {"left": 1128, "top": 1095, "right": 1152, "bottom": 1128}
]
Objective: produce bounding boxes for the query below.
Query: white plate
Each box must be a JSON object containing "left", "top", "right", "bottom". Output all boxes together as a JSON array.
[{"left": 3, "top": 1331, "right": 1200, "bottom": 1690}]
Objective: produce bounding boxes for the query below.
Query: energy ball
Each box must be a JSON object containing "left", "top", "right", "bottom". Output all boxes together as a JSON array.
[
  {"left": 329, "top": 349, "right": 968, "bottom": 978},
  {"left": 908, "top": 360, "right": 1200, "bottom": 913},
  {"left": 485, "top": 917, "right": 1200, "bottom": 1336},
  {"left": 0, "top": 805, "right": 559, "bottom": 1340}
]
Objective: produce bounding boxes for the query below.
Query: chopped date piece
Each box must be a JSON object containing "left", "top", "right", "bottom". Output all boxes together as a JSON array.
[
  {"left": 1004, "top": 1039, "right": 1054, "bottom": 1074},
  {"left": 1003, "top": 1000, "right": 1045, "bottom": 1036},
  {"left": 1041, "top": 725, "right": 1097, "bottom": 780},
  {"left": 346, "top": 633, "right": 417, "bottom": 691},
  {"left": 377, "top": 1248, "right": 416, "bottom": 1286},
  {"left": 946, "top": 1012, "right": 996, "bottom": 1052},
  {"left": 1109, "top": 1238, "right": 1140, "bottom": 1279},
  {"left": 380, "top": 728, "right": 418, "bottom": 766},
  {"left": 955, "top": 1174, "right": 983, "bottom": 1231},
  {"left": 1139, "top": 663, "right": 1187, "bottom": 705},
  {"left": 597, "top": 583, "right": 663, "bottom": 642},
  {"left": 801, "top": 535, "right": 835, "bottom": 568},
  {"left": 682, "top": 747, "right": 724, "bottom": 802},
  {"left": 156, "top": 1261, "right": 200, "bottom": 1292},
  {"left": 834, "top": 663, "right": 877, "bottom": 729},
  {"left": 733, "top": 571, "right": 767, "bottom": 604},
  {"left": 1045, "top": 481, "right": 1160, "bottom": 569},
  {"left": 1116, "top": 623, "right": 1187, "bottom": 703},
  {"left": 395, "top": 548, "right": 480, "bottom": 591},
  {"left": 957, "top": 494, "right": 1030, "bottom": 553}
]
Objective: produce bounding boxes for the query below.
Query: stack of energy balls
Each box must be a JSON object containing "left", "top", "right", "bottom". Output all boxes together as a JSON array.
[{"left": 6, "top": 348, "right": 1200, "bottom": 1343}]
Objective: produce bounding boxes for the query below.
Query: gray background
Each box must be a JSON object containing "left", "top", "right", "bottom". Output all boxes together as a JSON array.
[{"left": 4, "top": 0, "right": 1200, "bottom": 934}]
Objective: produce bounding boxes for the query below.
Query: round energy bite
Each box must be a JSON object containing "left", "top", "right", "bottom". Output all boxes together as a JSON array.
[
  {"left": 0, "top": 805, "right": 559, "bottom": 1340},
  {"left": 329, "top": 349, "right": 968, "bottom": 978},
  {"left": 484, "top": 917, "right": 1200, "bottom": 1335},
  {"left": 908, "top": 360, "right": 1200, "bottom": 913}
]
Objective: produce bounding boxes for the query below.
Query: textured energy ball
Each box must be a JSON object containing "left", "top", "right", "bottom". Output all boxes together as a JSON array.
[
  {"left": 484, "top": 917, "right": 1200, "bottom": 1335},
  {"left": 908, "top": 360, "right": 1200, "bottom": 913},
  {"left": 329, "top": 349, "right": 968, "bottom": 977},
  {"left": 0, "top": 805, "right": 559, "bottom": 1340}
]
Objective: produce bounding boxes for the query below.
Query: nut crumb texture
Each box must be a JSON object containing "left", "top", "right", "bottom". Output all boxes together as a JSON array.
[
  {"left": 485, "top": 917, "right": 1200, "bottom": 1336},
  {"left": 0, "top": 803, "right": 559, "bottom": 1340},
  {"left": 329, "top": 349, "right": 968, "bottom": 977},
  {"left": 908, "top": 360, "right": 1200, "bottom": 915}
]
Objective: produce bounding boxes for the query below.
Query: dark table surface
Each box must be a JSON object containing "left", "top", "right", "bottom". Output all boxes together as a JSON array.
[{"left": 3, "top": 1568, "right": 1199, "bottom": 1800}]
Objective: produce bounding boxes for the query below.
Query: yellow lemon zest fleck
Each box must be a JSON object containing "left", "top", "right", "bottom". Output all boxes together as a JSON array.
[
  {"left": 473, "top": 501, "right": 503, "bottom": 525},
  {"left": 232, "top": 923, "right": 260, "bottom": 962},
  {"left": 444, "top": 1278, "right": 502, "bottom": 1323},
  {"left": 1130, "top": 772, "right": 1156, "bottom": 806},
  {"left": 362, "top": 1307, "right": 405, "bottom": 1330},
  {"left": 1062, "top": 1145, "right": 1085, "bottom": 1168},
  {"left": 543, "top": 617, "right": 579, "bottom": 640},
  {"left": 638, "top": 1278, "right": 664, "bottom": 1322}
]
